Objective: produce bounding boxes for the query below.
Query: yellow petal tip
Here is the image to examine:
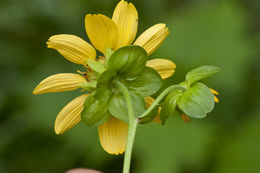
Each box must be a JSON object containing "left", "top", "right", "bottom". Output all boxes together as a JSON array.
[
  {"left": 98, "top": 117, "right": 128, "bottom": 155},
  {"left": 146, "top": 59, "right": 176, "bottom": 79}
]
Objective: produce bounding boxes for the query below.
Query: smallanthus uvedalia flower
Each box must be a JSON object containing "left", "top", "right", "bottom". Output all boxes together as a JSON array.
[{"left": 33, "top": 0, "right": 175, "bottom": 155}]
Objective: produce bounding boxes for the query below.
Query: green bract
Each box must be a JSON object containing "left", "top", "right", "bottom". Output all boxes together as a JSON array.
[
  {"left": 109, "top": 90, "right": 146, "bottom": 123},
  {"left": 108, "top": 46, "right": 147, "bottom": 79},
  {"left": 81, "top": 45, "right": 163, "bottom": 125},
  {"left": 186, "top": 65, "right": 221, "bottom": 86},
  {"left": 160, "top": 90, "right": 182, "bottom": 124},
  {"left": 86, "top": 59, "right": 107, "bottom": 75},
  {"left": 178, "top": 83, "right": 215, "bottom": 118},
  {"left": 124, "top": 67, "right": 162, "bottom": 97},
  {"left": 81, "top": 92, "right": 111, "bottom": 127},
  {"left": 138, "top": 104, "right": 159, "bottom": 124}
]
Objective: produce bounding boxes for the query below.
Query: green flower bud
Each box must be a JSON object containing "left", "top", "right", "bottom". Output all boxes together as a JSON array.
[{"left": 178, "top": 82, "right": 215, "bottom": 118}]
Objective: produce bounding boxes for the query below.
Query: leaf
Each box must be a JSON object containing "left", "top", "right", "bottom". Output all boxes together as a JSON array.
[
  {"left": 108, "top": 45, "right": 147, "bottom": 79},
  {"left": 81, "top": 92, "right": 111, "bottom": 127},
  {"left": 186, "top": 65, "right": 221, "bottom": 86},
  {"left": 178, "top": 83, "right": 215, "bottom": 118},
  {"left": 108, "top": 90, "right": 146, "bottom": 123},
  {"left": 160, "top": 90, "right": 183, "bottom": 124},
  {"left": 125, "top": 67, "right": 162, "bottom": 97}
]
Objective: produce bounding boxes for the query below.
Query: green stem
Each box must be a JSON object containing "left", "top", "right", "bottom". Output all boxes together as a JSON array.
[
  {"left": 139, "top": 85, "right": 187, "bottom": 118},
  {"left": 115, "top": 83, "right": 186, "bottom": 173},
  {"left": 115, "top": 80, "right": 138, "bottom": 173}
]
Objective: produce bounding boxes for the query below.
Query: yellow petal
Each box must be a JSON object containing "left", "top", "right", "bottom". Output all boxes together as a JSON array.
[
  {"left": 33, "top": 73, "right": 86, "bottom": 95},
  {"left": 47, "top": 34, "right": 96, "bottom": 65},
  {"left": 85, "top": 14, "right": 118, "bottom": 54},
  {"left": 134, "top": 23, "right": 169, "bottom": 55},
  {"left": 210, "top": 88, "right": 219, "bottom": 95},
  {"left": 98, "top": 116, "right": 128, "bottom": 155},
  {"left": 55, "top": 94, "right": 88, "bottom": 134},
  {"left": 112, "top": 0, "right": 138, "bottom": 49},
  {"left": 145, "top": 96, "right": 161, "bottom": 124},
  {"left": 146, "top": 59, "right": 176, "bottom": 79},
  {"left": 214, "top": 96, "right": 219, "bottom": 103}
]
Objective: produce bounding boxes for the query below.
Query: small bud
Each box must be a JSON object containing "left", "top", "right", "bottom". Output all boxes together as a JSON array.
[{"left": 178, "top": 83, "right": 215, "bottom": 118}]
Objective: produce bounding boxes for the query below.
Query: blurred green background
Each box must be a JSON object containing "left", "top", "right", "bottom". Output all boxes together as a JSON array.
[{"left": 1, "top": 0, "right": 260, "bottom": 172}]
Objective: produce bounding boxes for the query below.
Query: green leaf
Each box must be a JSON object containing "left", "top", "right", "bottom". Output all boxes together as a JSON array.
[
  {"left": 178, "top": 83, "right": 215, "bottom": 118},
  {"left": 125, "top": 67, "right": 162, "bottom": 97},
  {"left": 108, "top": 90, "right": 146, "bottom": 123},
  {"left": 186, "top": 65, "right": 221, "bottom": 86},
  {"left": 81, "top": 92, "right": 111, "bottom": 127},
  {"left": 160, "top": 90, "right": 182, "bottom": 124},
  {"left": 86, "top": 59, "right": 107, "bottom": 75},
  {"left": 108, "top": 45, "right": 147, "bottom": 79}
]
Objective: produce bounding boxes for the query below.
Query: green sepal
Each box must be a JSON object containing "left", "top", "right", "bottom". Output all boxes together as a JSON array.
[
  {"left": 95, "top": 69, "right": 116, "bottom": 101},
  {"left": 105, "top": 48, "right": 114, "bottom": 66},
  {"left": 78, "top": 81, "right": 97, "bottom": 91},
  {"left": 125, "top": 67, "right": 162, "bottom": 97},
  {"left": 108, "top": 90, "right": 146, "bottom": 123},
  {"left": 96, "top": 69, "right": 117, "bottom": 88},
  {"left": 186, "top": 65, "right": 221, "bottom": 86},
  {"left": 86, "top": 59, "right": 107, "bottom": 75},
  {"left": 81, "top": 92, "right": 111, "bottom": 127},
  {"left": 160, "top": 90, "right": 183, "bottom": 125},
  {"left": 178, "top": 82, "right": 215, "bottom": 118},
  {"left": 108, "top": 45, "right": 147, "bottom": 79}
]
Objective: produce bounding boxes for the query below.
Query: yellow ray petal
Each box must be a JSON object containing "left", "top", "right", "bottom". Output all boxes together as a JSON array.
[
  {"left": 47, "top": 34, "right": 96, "bottom": 65},
  {"left": 33, "top": 73, "right": 86, "bottom": 95},
  {"left": 146, "top": 59, "right": 176, "bottom": 79},
  {"left": 112, "top": 0, "right": 138, "bottom": 49},
  {"left": 98, "top": 116, "right": 128, "bottom": 155},
  {"left": 85, "top": 14, "right": 118, "bottom": 54},
  {"left": 55, "top": 94, "right": 88, "bottom": 134},
  {"left": 134, "top": 23, "right": 169, "bottom": 55},
  {"left": 210, "top": 88, "right": 219, "bottom": 95},
  {"left": 145, "top": 96, "right": 161, "bottom": 123},
  {"left": 214, "top": 96, "right": 219, "bottom": 103},
  {"left": 210, "top": 88, "right": 220, "bottom": 103}
]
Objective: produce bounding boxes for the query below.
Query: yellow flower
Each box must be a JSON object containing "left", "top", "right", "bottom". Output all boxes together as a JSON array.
[{"left": 33, "top": 0, "right": 176, "bottom": 155}]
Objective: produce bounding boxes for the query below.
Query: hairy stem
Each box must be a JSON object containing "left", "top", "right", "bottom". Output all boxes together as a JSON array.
[{"left": 115, "top": 80, "right": 138, "bottom": 173}]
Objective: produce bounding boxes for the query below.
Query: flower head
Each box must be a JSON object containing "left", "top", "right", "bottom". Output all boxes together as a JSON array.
[{"left": 33, "top": 0, "right": 176, "bottom": 155}]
